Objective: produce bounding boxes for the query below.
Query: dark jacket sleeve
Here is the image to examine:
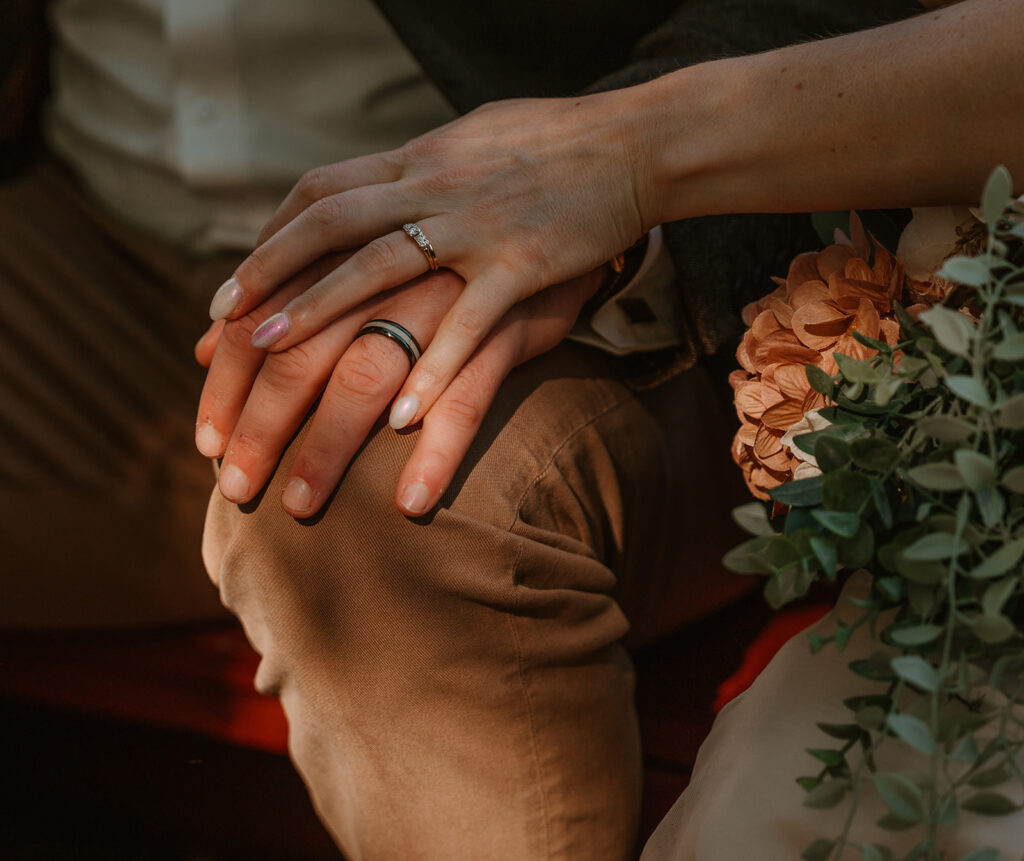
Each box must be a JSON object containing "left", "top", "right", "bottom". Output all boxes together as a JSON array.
[
  {"left": 0, "top": 0, "right": 50, "bottom": 179},
  {"left": 581, "top": 0, "right": 921, "bottom": 367}
]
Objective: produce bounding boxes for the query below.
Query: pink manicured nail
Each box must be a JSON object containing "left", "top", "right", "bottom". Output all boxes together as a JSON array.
[
  {"left": 282, "top": 477, "right": 313, "bottom": 514},
  {"left": 389, "top": 394, "right": 419, "bottom": 429},
  {"left": 195, "top": 422, "right": 225, "bottom": 458},
  {"left": 209, "top": 277, "right": 241, "bottom": 320},
  {"left": 219, "top": 464, "right": 251, "bottom": 501},
  {"left": 251, "top": 312, "right": 290, "bottom": 349},
  {"left": 400, "top": 481, "right": 431, "bottom": 515}
]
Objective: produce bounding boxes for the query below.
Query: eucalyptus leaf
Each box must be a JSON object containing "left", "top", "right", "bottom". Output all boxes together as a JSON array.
[
  {"left": 891, "top": 655, "right": 940, "bottom": 692},
  {"left": 801, "top": 838, "right": 837, "bottom": 861},
  {"left": 982, "top": 578, "right": 1018, "bottom": 618},
  {"left": 856, "top": 705, "right": 887, "bottom": 731},
  {"left": 960, "top": 791, "right": 1020, "bottom": 816},
  {"left": 955, "top": 450, "right": 998, "bottom": 490},
  {"left": 835, "top": 352, "right": 887, "bottom": 385},
  {"left": 875, "top": 812, "right": 919, "bottom": 832},
  {"left": 916, "top": 415, "right": 976, "bottom": 443},
  {"left": 945, "top": 375, "right": 993, "bottom": 409},
  {"left": 816, "top": 721, "right": 864, "bottom": 741},
  {"left": 812, "top": 509, "right": 861, "bottom": 538},
  {"left": 872, "top": 772, "right": 926, "bottom": 821},
  {"left": 968, "top": 613, "right": 1016, "bottom": 645},
  {"left": 732, "top": 501, "right": 776, "bottom": 536},
  {"left": 976, "top": 485, "right": 1006, "bottom": 530},
  {"left": 993, "top": 332, "right": 1024, "bottom": 361},
  {"left": 981, "top": 164, "right": 1013, "bottom": 225},
  {"left": 802, "top": 778, "right": 851, "bottom": 810},
  {"left": 938, "top": 255, "right": 990, "bottom": 288},
  {"left": 861, "top": 845, "right": 892, "bottom": 861},
  {"left": 807, "top": 747, "right": 845, "bottom": 767},
  {"left": 965, "top": 539, "right": 1024, "bottom": 579},
  {"left": 887, "top": 713, "right": 937, "bottom": 756},
  {"left": 888, "top": 624, "right": 943, "bottom": 647},
  {"left": 906, "top": 463, "right": 965, "bottom": 492},
  {"left": 805, "top": 364, "right": 835, "bottom": 396},
  {"left": 722, "top": 536, "right": 774, "bottom": 575},
  {"left": 810, "top": 536, "right": 838, "bottom": 576},
  {"left": 851, "top": 437, "right": 900, "bottom": 472},
  {"left": 903, "top": 532, "right": 966, "bottom": 561},
  {"left": 850, "top": 653, "right": 897, "bottom": 682},
  {"left": 768, "top": 475, "right": 825, "bottom": 507},
  {"left": 919, "top": 305, "right": 974, "bottom": 357},
  {"left": 816, "top": 436, "right": 851, "bottom": 472},
  {"left": 823, "top": 470, "right": 872, "bottom": 512},
  {"left": 896, "top": 554, "right": 946, "bottom": 585},
  {"left": 967, "top": 765, "right": 1012, "bottom": 789},
  {"left": 1001, "top": 465, "right": 1024, "bottom": 494},
  {"left": 997, "top": 393, "right": 1024, "bottom": 429},
  {"left": 871, "top": 479, "right": 894, "bottom": 528}
]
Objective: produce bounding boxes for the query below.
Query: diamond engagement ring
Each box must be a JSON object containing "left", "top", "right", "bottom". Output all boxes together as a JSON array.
[
  {"left": 354, "top": 319, "right": 423, "bottom": 368},
  {"left": 402, "top": 223, "right": 439, "bottom": 271}
]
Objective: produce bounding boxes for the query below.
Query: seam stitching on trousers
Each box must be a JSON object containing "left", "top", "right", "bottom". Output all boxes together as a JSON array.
[
  {"left": 502, "top": 389, "right": 634, "bottom": 858},
  {"left": 504, "top": 391, "right": 634, "bottom": 535},
  {"left": 506, "top": 538, "right": 552, "bottom": 859}
]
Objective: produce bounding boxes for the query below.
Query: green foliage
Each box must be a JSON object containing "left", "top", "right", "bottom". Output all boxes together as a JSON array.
[{"left": 725, "top": 170, "right": 1024, "bottom": 860}]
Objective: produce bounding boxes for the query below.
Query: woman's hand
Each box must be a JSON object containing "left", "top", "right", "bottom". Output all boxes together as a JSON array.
[
  {"left": 197, "top": 256, "right": 603, "bottom": 518},
  {"left": 206, "top": 89, "right": 652, "bottom": 432}
]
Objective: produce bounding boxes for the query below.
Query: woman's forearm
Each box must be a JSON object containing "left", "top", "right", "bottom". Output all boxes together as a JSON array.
[{"left": 630, "top": 0, "right": 1023, "bottom": 226}]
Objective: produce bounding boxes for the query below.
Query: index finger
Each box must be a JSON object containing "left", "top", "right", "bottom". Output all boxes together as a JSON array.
[{"left": 256, "top": 152, "right": 403, "bottom": 247}]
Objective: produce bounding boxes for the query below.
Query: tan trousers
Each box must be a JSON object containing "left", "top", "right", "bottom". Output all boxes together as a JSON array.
[
  {"left": 1, "top": 160, "right": 232, "bottom": 628},
  {"left": 3, "top": 160, "right": 751, "bottom": 857}
]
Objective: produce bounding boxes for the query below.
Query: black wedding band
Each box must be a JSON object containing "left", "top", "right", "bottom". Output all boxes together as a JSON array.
[{"left": 354, "top": 319, "right": 423, "bottom": 368}]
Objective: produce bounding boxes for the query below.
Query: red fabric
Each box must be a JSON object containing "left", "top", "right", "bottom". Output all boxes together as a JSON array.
[
  {"left": 712, "top": 604, "right": 831, "bottom": 713},
  {"left": 0, "top": 625, "right": 288, "bottom": 753}
]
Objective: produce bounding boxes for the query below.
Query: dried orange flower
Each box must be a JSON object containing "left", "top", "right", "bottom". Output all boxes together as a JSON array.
[{"left": 731, "top": 216, "right": 909, "bottom": 502}]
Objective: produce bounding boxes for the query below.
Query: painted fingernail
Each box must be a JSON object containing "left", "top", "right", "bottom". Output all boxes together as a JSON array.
[
  {"left": 400, "top": 481, "right": 431, "bottom": 515},
  {"left": 389, "top": 394, "right": 419, "bottom": 429},
  {"left": 251, "top": 312, "right": 290, "bottom": 349},
  {"left": 219, "top": 464, "right": 251, "bottom": 501},
  {"left": 195, "top": 421, "right": 225, "bottom": 458},
  {"left": 282, "top": 477, "right": 313, "bottom": 514},
  {"left": 209, "top": 276, "right": 242, "bottom": 320}
]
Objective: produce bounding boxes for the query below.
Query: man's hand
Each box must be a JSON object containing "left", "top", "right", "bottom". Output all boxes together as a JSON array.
[{"left": 196, "top": 261, "right": 602, "bottom": 518}]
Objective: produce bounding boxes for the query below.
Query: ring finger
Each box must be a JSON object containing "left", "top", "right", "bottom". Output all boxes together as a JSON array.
[{"left": 247, "top": 219, "right": 459, "bottom": 354}]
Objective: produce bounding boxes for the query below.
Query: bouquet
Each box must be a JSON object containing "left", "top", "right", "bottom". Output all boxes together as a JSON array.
[{"left": 725, "top": 167, "right": 1024, "bottom": 860}]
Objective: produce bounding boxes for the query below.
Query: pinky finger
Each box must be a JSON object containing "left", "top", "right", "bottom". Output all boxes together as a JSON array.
[{"left": 394, "top": 337, "right": 515, "bottom": 517}]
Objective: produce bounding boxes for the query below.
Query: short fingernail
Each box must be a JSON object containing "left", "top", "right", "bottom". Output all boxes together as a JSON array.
[
  {"left": 282, "top": 476, "right": 313, "bottom": 514},
  {"left": 389, "top": 394, "right": 419, "bottom": 429},
  {"left": 400, "top": 481, "right": 431, "bottom": 515},
  {"left": 209, "top": 277, "right": 242, "bottom": 320},
  {"left": 195, "top": 421, "right": 225, "bottom": 458},
  {"left": 219, "top": 464, "right": 251, "bottom": 501},
  {"left": 251, "top": 312, "right": 290, "bottom": 349}
]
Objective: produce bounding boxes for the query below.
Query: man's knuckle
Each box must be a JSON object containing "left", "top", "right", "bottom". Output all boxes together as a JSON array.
[
  {"left": 262, "top": 347, "right": 314, "bottom": 389},
  {"left": 331, "top": 351, "right": 389, "bottom": 401}
]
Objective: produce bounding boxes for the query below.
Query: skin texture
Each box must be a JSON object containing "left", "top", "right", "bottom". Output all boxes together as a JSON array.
[
  {"left": 196, "top": 266, "right": 601, "bottom": 517},
  {"left": 201, "top": 0, "right": 1022, "bottom": 515}
]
